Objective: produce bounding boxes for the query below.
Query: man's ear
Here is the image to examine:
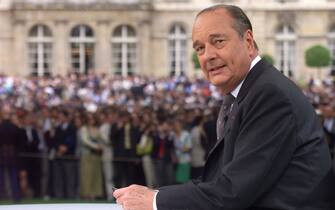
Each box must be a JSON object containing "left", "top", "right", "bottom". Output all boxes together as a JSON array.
[{"left": 244, "top": 29, "right": 256, "bottom": 56}]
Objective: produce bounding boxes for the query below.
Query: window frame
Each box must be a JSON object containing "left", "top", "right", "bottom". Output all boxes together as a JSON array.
[
  {"left": 27, "top": 24, "right": 53, "bottom": 77},
  {"left": 275, "top": 24, "right": 297, "bottom": 77},
  {"left": 111, "top": 25, "right": 138, "bottom": 76},
  {"left": 168, "top": 23, "right": 188, "bottom": 76},
  {"left": 69, "top": 24, "right": 95, "bottom": 74}
]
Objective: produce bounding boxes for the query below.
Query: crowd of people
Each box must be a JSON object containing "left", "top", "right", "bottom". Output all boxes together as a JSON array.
[
  {"left": 0, "top": 72, "right": 334, "bottom": 202},
  {"left": 303, "top": 76, "right": 335, "bottom": 157}
]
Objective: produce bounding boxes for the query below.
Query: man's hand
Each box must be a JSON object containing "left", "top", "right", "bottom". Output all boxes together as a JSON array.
[{"left": 113, "top": 184, "right": 156, "bottom": 210}]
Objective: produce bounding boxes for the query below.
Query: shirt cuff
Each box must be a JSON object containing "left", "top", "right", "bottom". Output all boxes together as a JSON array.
[{"left": 153, "top": 190, "right": 159, "bottom": 210}]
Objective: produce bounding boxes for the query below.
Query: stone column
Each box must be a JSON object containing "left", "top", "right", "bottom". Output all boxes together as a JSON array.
[
  {"left": 13, "top": 19, "right": 27, "bottom": 76},
  {"left": 54, "top": 19, "right": 68, "bottom": 76},
  {"left": 137, "top": 18, "right": 151, "bottom": 75},
  {"left": 0, "top": 11, "right": 12, "bottom": 75},
  {"left": 95, "top": 19, "right": 111, "bottom": 75}
]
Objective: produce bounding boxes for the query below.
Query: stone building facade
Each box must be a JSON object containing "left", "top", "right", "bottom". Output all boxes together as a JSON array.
[{"left": 0, "top": 0, "right": 334, "bottom": 82}]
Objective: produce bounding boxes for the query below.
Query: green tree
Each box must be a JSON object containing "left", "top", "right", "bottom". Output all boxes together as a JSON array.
[
  {"left": 305, "top": 45, "right": 331, "bottom": 78},
  {"left": 261, "top": 53, "right": 275, "bottom": 65},
  {"left": 192, "top": 51, "right": 201, "bottom": 70}
]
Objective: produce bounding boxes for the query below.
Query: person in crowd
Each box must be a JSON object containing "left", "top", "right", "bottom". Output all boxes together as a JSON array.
[
  {"left": 137, "top": 122, "right": 156, "bottom": 188},
  {"left": 111, "top": 111, "right": 141, "bottom": 188},
  {"left": 113, "top": 4, "right": 334, "bottom": 210},
  {"left": 190, "top": 115, "right": 206, "bottom": 179},
  {"left": 173, "top": 119, "right": 192, "bottom": 184},
  {"left": 43, "top": 107, "right": 59, "bottom": 199},
  {"left": 13, "top": 112, "right": 32, "bottom": 199},
  {"left": 321, "top": 101, "right": 335, "bottom": 162},
  {"left": 202, "top": 108, "right": 219, "bottom": 157},
  {"left": 99, "top": 109, "right": 115, "bottom": 201},
  {"left": 151, "top": 120, "right": 175, "bottom": 187},
  {"left": 0, "top": 107, "right": 21, "bottom": 202},
  {"left": 79, "top": 113, "right": 103, "bottom": 200},
  {"left": 52, "top": 109, "right": 77, "bottom": 199},
  {"left": 20, "top": 112, "right": 43, "bottom": 198},
  {"left": 36, "top": 108, "right": 52, "bottom": 199},
  {"left": 131, "top": 113, "right": 146, "bottom": 186}
]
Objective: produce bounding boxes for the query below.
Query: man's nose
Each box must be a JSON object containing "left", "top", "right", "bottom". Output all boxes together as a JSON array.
[{"left": 204, "top": 44, "right": 217, "bottom": 60}]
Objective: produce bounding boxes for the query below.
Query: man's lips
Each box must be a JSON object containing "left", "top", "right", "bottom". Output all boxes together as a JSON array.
[{"left": 208, "top": 65, "right": 226, "bottom": 74}]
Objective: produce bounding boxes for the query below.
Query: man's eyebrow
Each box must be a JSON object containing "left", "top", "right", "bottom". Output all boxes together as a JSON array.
[
  {"left": 193, "top": 34, "right": 227, "bottom": 48},
  {"left": 209, "top": 33, "right": 226, "bottom": 39}
]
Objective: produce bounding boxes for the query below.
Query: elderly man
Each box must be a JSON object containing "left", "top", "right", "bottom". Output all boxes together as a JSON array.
[{"left": 114, "top": 4, "right": 334, "bottom": 210}]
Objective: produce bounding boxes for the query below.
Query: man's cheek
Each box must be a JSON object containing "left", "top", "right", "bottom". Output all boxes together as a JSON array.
[{"left": 201, "top": 68, "right": 209, "bottom": 80}]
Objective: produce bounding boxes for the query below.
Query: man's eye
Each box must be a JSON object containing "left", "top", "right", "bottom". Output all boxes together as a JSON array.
[
  {"left": 195, "top": 46, "right": 204, "bottom": 54},
  {"left": 214, "top": 39, "right": 224, "bottom": 44}
]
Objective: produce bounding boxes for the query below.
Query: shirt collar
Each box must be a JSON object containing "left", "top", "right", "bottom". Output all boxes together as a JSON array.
[{"left": 230, "top": 55, "right": 261, "bottom": 98}]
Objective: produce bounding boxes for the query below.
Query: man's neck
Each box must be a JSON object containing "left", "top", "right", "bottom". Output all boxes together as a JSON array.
[{"left": 229, "top": 55, "right": 261, "bottom": 98}]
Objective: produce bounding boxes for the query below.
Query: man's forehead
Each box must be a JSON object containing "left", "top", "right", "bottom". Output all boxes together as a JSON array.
[
  {"left": 192, "top": 11, "right": 232, "bottom": 41},
  {"left": 193, "top": 9, "right": 232, "bottom": 30},
  {"left": 196, "top": 7, "right": 228, "bottom": 19},
  {"left": 195, "top": 7, "right": 230, "bottom": 23}
]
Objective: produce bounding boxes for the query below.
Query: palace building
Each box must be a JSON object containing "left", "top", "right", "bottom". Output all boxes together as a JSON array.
[{"left": 0, "top": 0, "right": 334, "bottom": 82}]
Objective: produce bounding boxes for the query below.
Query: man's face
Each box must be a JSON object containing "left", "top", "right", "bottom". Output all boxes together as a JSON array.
[
  {"left": 60, "top": 113, "right": 68, "bottom": 124},
  {"left": 192, "top": 9, "right": 254, "bottom": 94}
]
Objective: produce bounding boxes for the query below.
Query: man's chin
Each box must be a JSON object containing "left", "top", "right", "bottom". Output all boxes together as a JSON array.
[{"left": 209, "top": 77, "right": 226, "bottom": 87}]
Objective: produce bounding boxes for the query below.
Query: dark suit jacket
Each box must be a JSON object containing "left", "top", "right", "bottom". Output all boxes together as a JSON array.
[
  {"left": 54, "top": 123, "right": 77, "bottom": 156},
  {"left": 151, "top": 131, "right": 175, "bottom": 162},
  {"left": 156, "top": 59, "right": 335, "bottom": 210},
  {"left": 0, "top": 119, "right": 21, "bottom": 167},
  {"left": 111, "top": 123, "right": 142, "bottom": 158},
  {"left": 22, "top": 127, "right": 40, "bottom": 154}
]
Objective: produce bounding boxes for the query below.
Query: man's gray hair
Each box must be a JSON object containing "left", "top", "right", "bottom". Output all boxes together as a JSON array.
[
  {"left": 196, "top": 4, "right": 253, "bottom": 38},
  {"left": 196, "top": 4, "right": 258, "bottom": 50}
]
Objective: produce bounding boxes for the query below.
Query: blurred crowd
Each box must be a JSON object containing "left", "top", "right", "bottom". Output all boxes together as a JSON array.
[
  {"left": 0, "top": 72, "right": 334, "bottom": 202},
  {"left": 303, "top": 76, "right": 335, "bottom": 157}
]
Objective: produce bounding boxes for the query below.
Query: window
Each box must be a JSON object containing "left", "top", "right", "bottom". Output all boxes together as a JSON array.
[
  {"left": 111, "top": 25, "right": 137, "bottom": 76},
  {"left": 168, "top": 24, "right": 187, "bottom": 76},
  {"left": 328, "top": 25, "right": 335, "bottom": 71},
  {"left": 28, "top": 25, "right": 53, "bottom": 77},
  {"left": 275, "top": 24, "right": 296, "bottom": 77},
  {"left": 69, "top": 24, "right": 95, "bottom": 74}
]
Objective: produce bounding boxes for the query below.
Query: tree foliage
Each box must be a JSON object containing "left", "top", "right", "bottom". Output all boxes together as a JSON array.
[
  {"left": 305, "top": 45, "right": 331, "bottom": 68},
  {"left": 192, "top": 51, "right": 201, "bottom": 70},
  {"left": 261, "top": 54, "right": 275, "bottom": 65}
]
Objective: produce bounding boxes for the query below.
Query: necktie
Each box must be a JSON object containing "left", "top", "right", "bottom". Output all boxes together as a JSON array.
[
  {"left": 158, "top": 137, "right": 165, "bottom": 158},
  {"left": 216, "top": 94, "right": 235, "bottom": 141},
  {"left": 124, "top": 123, "right": 131, "bottom": 149}
]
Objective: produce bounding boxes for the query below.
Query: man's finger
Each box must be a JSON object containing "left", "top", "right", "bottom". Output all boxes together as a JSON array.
[
  {"left": 115, "top": 195, "right": 124, "bottom": 205},
  {"left": 113, "top": 186, "right": 130, "bottom": 199}
]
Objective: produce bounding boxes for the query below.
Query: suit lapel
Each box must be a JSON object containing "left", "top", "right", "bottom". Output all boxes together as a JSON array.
[
  {"left": 205, "top": 58, "right": 268, "bottom": 161},
  {"left": 236, "top": 58, "right": 268, "bottom": 104}
]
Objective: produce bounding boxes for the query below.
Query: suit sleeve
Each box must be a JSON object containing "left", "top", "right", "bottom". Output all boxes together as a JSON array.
[{"left": 156, "top": 83, "right": 297, "bottom": 210}]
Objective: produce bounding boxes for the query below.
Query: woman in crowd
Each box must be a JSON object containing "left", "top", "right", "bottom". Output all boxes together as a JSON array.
[
  {"left": 98, "top": 109, "right": 115, "bottom": 201},
  {"left": 190, "top": 115, "right": 206, "bottom": 179},
  {"left": 173, "top": 119, "right": 192, "bottom": 184},
  {"left": 137, "top": 122, "right": 155, "bottom": 187},
  {"left": 78, "top": 113, "right": 103, "bottom": 200}
]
